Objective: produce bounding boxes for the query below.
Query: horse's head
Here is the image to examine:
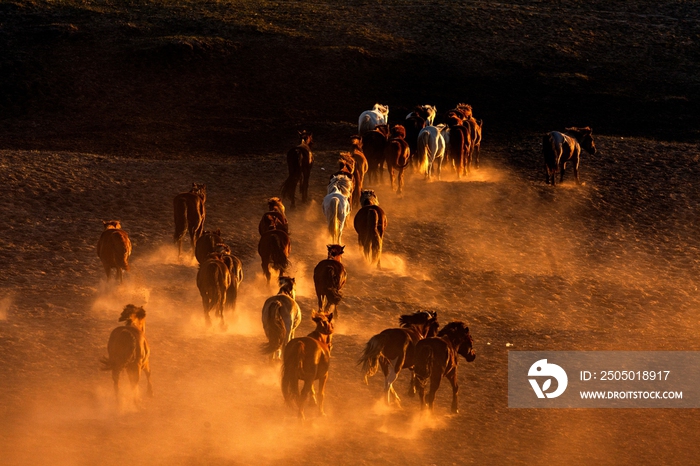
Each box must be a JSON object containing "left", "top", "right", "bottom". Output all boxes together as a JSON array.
[
  {"left": 446, "top": 113, "right": 463, "bottom": 126},
  {"left": 298, "top": 130, "right": 313, "bottom": 145},
  {"left": 338, "top": 152, "right": 356, "bottom": 174},
  {"left": 190, "top": 183, "right": 206, "bottom": 197},
  {"left": 373, "top": 103, "right": 389, "bottom": 117},
  {"left": 102, "top": 220, "right": 122, "bottom": 230},
  {"left": 268, "top": 197, "right": 285, "bottom": 214},
  {"left": 326, "top": 244, "right": 345, "bottom": 260},
  {"left": 118, "top": 304, "right": 147, "bottom": 331},
  {"left": 278, "top": 276, "right": 296, "bottom": 298},
  {"left": 455, "top": 103, "right": 472, "bottom": 118},
  {"left": 457, "top": 328, "right": 476, "bottom": 362},
  {"left": 360, "top": 189, "right": 378, "bottom": 207},
  {"left": 312, "top": 311, "right": 334, "bottom": 335},
  {"left": 350, "top": 135, "right": 363, "bottom": 148},
  {"left": 439, "top": 322, "right": 476, "bottom": 362},
  {"left": 214, "top": 242, "right": 231, "bottom": 255},
  {"left": 566, "top": 127, "right": 597, "bottom": 155},
  {"left": 391, "top": 124, "right": 406, "bottom": 140}
]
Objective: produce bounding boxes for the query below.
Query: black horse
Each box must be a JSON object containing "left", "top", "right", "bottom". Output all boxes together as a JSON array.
[{"left": 281, "top": 131, "right": 313, "bottom": 207}]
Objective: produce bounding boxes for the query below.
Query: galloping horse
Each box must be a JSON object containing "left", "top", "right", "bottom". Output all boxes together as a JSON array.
[
  {"left": 196, "top": 252, "right": 232, "bottom": 328},
  {"left": 414, "top": 321, "right": 476, "bottom": 413},
  {"left": 416, "top": 124, "right": 447, "bottom": 180},
  {"left": 444, "top": 114, "right": 471, "bottom": 178},
  {"left": 258, "top": 197, "right": 289, "bottom": 235},
  {"left": 281, "top": 131, "right": 313, "bottom": 208},
  {"left": 357, "top": 311, "right": 439, "bottom": 406},
  {"left": 173, "top": 183, "right": 206, "bottom": 259},
  {"left": 543, "top": 127, "right": 597, "bottom": 185},
  {"left": 261, "top": 276, "right": 302, "bottom": 361},
  {"left": 281, "top": 312, "right": 334, "bottom": 419},
  {"left": 313, "top": 245, "right": 347, "bottom": 315},
  {"left": 450, "top": 104, "right": 483, "bottom": 169},
  {"left": 258, "top": 229, "right": 291, "bottom": 284},
  {"left": 349, "top": 136, "right": 368, "bottom": 208},
  {"left": 100, "top": 305, "right": 153, "bottom": 402},
  {"left": 97, "top": 220, "right": 132, "bottom": 283},
  {"left": 214, "top": 243, "right": 243, "bottom": 312},
  {"left": 404, "top": 113, "right": 426, "bottom": 161},
  {"left": 195, "top": 229, "right": 223, "bottom": 264},
  {"left": 353, "top": 190, "right": 388, "bottom": 268},
  {"left": 362, "top": 124, "right": 390, "bottom": 184},
  {"left": 358, "top": 103, "right": 389, "bottom": 135},
  {"left": 384, "top": 124, "right": 411, "bottom": 194},
  {"left": 322, "top": 176, "right": 352, "bottom": 244}
]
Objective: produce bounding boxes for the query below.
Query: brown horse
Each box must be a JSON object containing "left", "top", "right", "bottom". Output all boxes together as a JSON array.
[
  {"left": 196, "top": 252, "right": 232, "bottom": 328},
  {"left": 97, "top": 220, "right": 132, "bottom": 283},
  {"left": 445, "top": 114, "right": 472, "bottom": 178},
  {"left": 357, "top": 311, "right": 438, "bottom": 406},
  {"left": 451, "top": 104, "right": 483, "bottom": 169},
  {"left": 100, "top": 305, "right": 153, "bottom": 402},
  {"left": 404, "top": 113, "right": 426, "bottom": 161},
  {"left": 313, "top": 245, "right": 347, "bottom": 315},
  {"left": 258, "top": 229, "right": 292, "bottom": 284},
  {"left": 173, "top": 183, "right": 206, "bottom": 259},
  {"left": 214, "top": 243, "right": 243, "bottom": 312},
  {"left": 353, "top": 190, "right": 387, "bottom": 268},
  {"left": 543, "top": 127, "right": 597, "bottom": 185},
  {"left": 281, "top": 131, "right": 313, "bottom": 208},
  {"left": 281, "top": 312, "right": 334, "bottom": 419},
  {"left": 414, "top": 321, "right": 476, "bottom": 413},
  {"left": 258, "top": 197, "right": 289, "bottom": 235},
  {"left": 362, "top": 124, "right": 390, "bottom": 184},
  {"left": 195, "top": 229, "right": 223, "bottom": 264},
  {"left": 261, "top": 276, "right": 302, "bottom": 361},
  {"left": 384, "top": 124, "right": 411, "bottom": 194},
  {"left": 349, "top": 136, "right": 368, "bottom": 208}
]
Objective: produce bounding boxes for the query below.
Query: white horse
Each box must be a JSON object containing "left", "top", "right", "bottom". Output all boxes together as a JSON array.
[
  {"left": 417, "top": 124, "right": 447, "bottom": 180},
  {"left": 406, "top": 105, "right": 437, "bottom": 126},
  {"left": 328, "top": 173, "right": 353, "bottom": 198},
  {"left": 323, "top": 183, "right": 352, "bottom": 244},
  {"left": 261, "top": 276, "right": 302, "bottom": 361},
  {"left": 358, "top": 103, "right": 389, "bottom": 135}
]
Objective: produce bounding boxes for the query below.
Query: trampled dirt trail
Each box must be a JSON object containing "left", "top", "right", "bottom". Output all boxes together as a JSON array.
[{"left": 1, "top": 137, "right": 700, "bottom": 465}]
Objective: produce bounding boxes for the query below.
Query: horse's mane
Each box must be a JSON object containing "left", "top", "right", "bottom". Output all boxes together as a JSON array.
[
  {"left": 277, "top": 276, "right": 295, "bottom": 295},
  {"left": 119, "top": 304, "right": 146, "bottom": 322},
  {"left": 372, "top": 103, "right": 389, "bottom": 116},
  {"left": 437, "top": 321, "right": 468, "bottom": 337},
  {"left": 103, "top": 220, "right": 122, "bottom": 230},
  {"left": 399, "top": 311, "right": 436, "bottom": 327},
  {"left": 390, "top": 125, "right": 406, "bottom": 140},
  {"left": 360, "top": 190, "right": 378, "bottom": 206},
  {"left": 267, "top": 197, "right": 285, "bottom": 213}
]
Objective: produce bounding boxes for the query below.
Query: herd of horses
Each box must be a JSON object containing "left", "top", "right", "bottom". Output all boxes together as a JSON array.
[{"left": 96, "top": 102, "right": 597, "bottom": 418}]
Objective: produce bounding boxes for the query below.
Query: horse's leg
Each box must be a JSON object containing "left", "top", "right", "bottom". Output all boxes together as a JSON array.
[
  {"left": 127, "top": 364, "right": 142, "bottom": 403},
  {"left": 447, "top": 368, "right": 459, "bottom": 413},
  {"left": 384, "top": 357, "right": 401, "bottom": 406},
  {"left": 116, "top": 267, "right": 123, "bottom": 284},
  {"left": 262, "top": 260, "right": 271, "bottom": 284},
  {"left": 574, "top": 156, "right": 581, "bottom": 185},
  {"left": 103, "top": 263, "right": 111, "bottom": 281},
  {"left": 144, "top": 360, "right": 153, "bottom": 397},
  {"left": 317, "top": 372, "right": 328, "bottom": 416},
  {"left": 408, "top": 369, "right": 417, "bottom": 397},
  {"left": 317, "top": 293, "right": 324, "bottom": 313},
  {"left": 112, "top": 369, "right": 120, "bottom": 400},
  {"left": 202, "top": 295, "right": 212, "bottom": 326},
  {"left": 437, "top": 158, "right": 443, "bottom": 181},
  {"left": 427, "top": 372, "right": 442, "bottom": 411},
  {"left": 398, "top": 167, "right": 405, "bottom": 195},
  {"left": 298, "top": 377, "right": 315, "bottom": 419},
  {"left": 560, "top": 162, "right": 566, "bottom": 183}
]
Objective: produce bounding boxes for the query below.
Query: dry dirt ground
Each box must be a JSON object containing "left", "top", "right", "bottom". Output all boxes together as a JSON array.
[{"left": 2, "top": 135, "right": 700, "bottom": 465}]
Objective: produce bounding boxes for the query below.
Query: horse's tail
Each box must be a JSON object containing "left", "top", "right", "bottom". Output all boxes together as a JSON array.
[
  {"left": 357, "top": 333, "right": 385, "bottom": 384},
  {"left": 367, "top": 207, "right": 382, "bottom": 264},
  {"left": 281, "top": 340, "right": 304, "bottom": 406},
  {"left": 115, "top": 231, "right": 131, "bottom": 271},
  {"left": 324, "top": 264, "right": 343, "bottom": 305},
  {"left": 173, "top": 195, "right": 188, "bottom": 243},
  {"left": 543, "top": 133, "right": 556, "bottom": 171},
  {"left": 327, "top": 196, "right": 340, "bottom": 242},
  {"left": 417, "top": 131, "right": 431, "bottom": 175},
  {"left": 414, "top": 344, "right": 433, "bottom": 390},
  {"left": 270, "top": 232, "right": 291, "bottom": 273},
  {"left": 281, "top": 149, "right": 303, "bottom": 200},
  {"left": 359, "top": 114, "right": 372, "bottom": 134},
  {"left": 261, "top": 300, "right": 287, "bottom": 355},
  {"left": 225, "top": 260, "right": 243, "bottom": 311}
]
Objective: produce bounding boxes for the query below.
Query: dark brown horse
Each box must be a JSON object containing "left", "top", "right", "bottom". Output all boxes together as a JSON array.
[
  {"left": 543, "top": 127, "right": 597, "bottom": 185},
  {"left": 258, "top": 197, "right": 289, "bottom": 236},
  {"left": 414, "top": 321, "right": 476, "bottom": 413},
  {"left": 196, "top": 252, "right": 232, "bottom": 328},
  {"left": 261, "top": 276, "right": 301, "bottom": 361},
  {"left": 357, "top": 311, "right": 439, "bottom": 406},
  {"left": 384, "top": 124, "right": 411, "bottom": 194},
  {"left": 349, "top": 136, "right": 368, "bottom": 208},
  {"left": 281, "top": 312, "right": 334, "bottom": 419},
  {"left": 194, "top": 229, "right": 223, "bottom": 264},
  {"left": 313, "top": 245, "right": 347, "bottom": 315},
  {"left": 214, "top": 243, "right": 243, "bottom": 312},
  {"left": 100, "top": 305, "right": 153, "bottom": 402},
  {"left": 97, "top": 220, "right": 132, "bottom": 283},
  {"left": 173, "top": 183, "right": 206, "bottom": 259},
  {"left": 353, "top": 190, "right": 387, "bottom": 268},
  {"left": 451, "top": 104, "right": 483, "bottom": 169},
  {"left": 362, "top": 124, "right": 389, "bottom": 184},
  {"left": 281, "top": 131, "right": 313, "bottom": 208},
  {"left": 404, "top": 113, "right": 426, "bottom": 161},
  {"left": 445, "top": 114, "right": 471, "bottom": 177},
  {"left": 258, "top": 229, "right": 291, "bottom": 284}
]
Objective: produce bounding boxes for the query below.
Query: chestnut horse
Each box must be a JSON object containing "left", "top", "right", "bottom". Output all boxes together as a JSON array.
[
  {"left": 97, "top": 220, "right": 132, "bottom": 283},
  {"left": 195, "top": 229, "right": 223, "bottom": 264},
  {"left": 362, "top": 124, "right": 390, "bottom": 184},
  {"left": 214, "top": 243, "right": 243, "bottom": 312},
  {"left": 444, "top": 113, "right": 471, "bottom": 178},
  {"left": 100, "top": 305, "right": 153, "bottom": 402},
  {"left": 357, "top": 311, "right": 439, "bottom": 405},
  {"left": 349, "top": 136, "right": 368, "bottom": 208},
  {"left": 258, "top": 229, "right": 291, "bottom": 284},
  {"left": 353, "top": 190, "right": 387, "bottom": 268},
  {"left": 258, "top": 197, "right": 289, "bottom": 235},
  {"left": 543, "top": 127, "right": 597, "bottom": 185},
  {"left": 414, "top": 321, "right": 476, "bottom": 413},
  {"left": 281, "top": 312, "right": 334, "bottom": 419},
  {"left": 261, "top": 276, "right": 302, "bottom": 361},
  {"left": 197, "top": 252, "right": 232, "bottom": 328},
  {"left": 384, "top": 124, "right": 411, "bottom": 194},
  {"left": 404, "top": 113, "right": 426, "bottom": 161},
  {"left": 173, "top": 183, "right": 206, "bottom": 259},
  {"left": 313, "top": 245, "right": 347, "bottom": 315},
  {"left": 281, "top": 131, "right": 313, "bottom": 208}
]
